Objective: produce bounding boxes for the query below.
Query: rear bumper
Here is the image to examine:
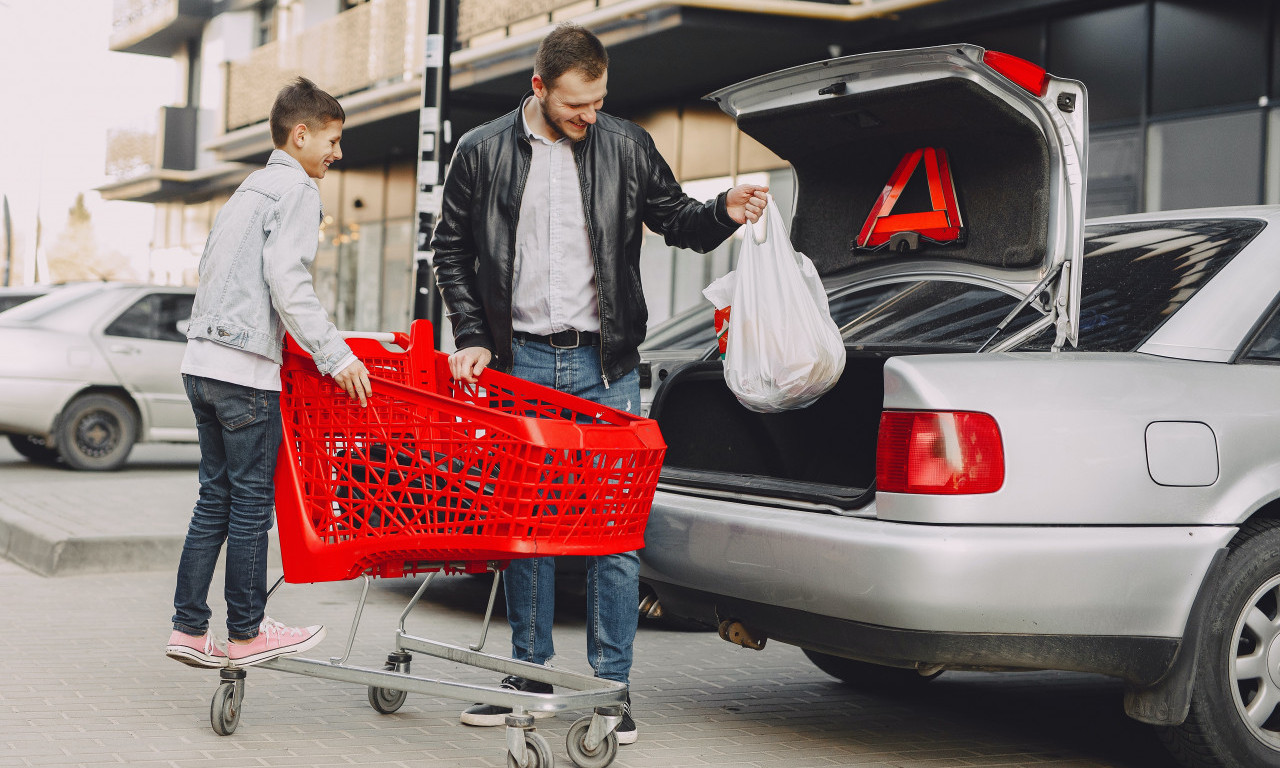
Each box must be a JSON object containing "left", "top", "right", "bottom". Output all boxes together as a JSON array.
[
  {"left": 0, "top": 377, "right": 79, "bottom": 436},
  {"left": 640, "top": 490, "right": 1234, "bottom": 651}
]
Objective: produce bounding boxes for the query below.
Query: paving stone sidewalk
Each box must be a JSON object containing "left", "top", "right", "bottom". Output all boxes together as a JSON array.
[{"left": 0, "top": 442, "right": 1171, "bottom": 767}]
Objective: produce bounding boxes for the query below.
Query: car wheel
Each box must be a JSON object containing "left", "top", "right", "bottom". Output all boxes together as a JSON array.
[
  {"left": 1159, "top": 518, "right": 1280, "bottom": 768},
  {"left": 7, "top": 434, "right": 60, "bottom": 465},
  {"left": 803, "top": 648, "right": 942, "bottom": 691},
  {"left": 55, "top": 393, "right": 137, "bottom": 471}
]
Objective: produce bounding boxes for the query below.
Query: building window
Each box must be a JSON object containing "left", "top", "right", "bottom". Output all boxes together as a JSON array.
[
  {"left": 1146, "top": 110, "right": 1264, "bottom": 211},
  {"left": 1151, "top": 0, "right": 1268, "bottom": 115},
  {"left": 1048, "top": 3, "right": 1146, "bottom": 125},
  {"left": 255, "top": 0, "right": 277, "bottom": 48},
  {"left": 1088, "top": 128, "right": 1143, "bottom": 217}
]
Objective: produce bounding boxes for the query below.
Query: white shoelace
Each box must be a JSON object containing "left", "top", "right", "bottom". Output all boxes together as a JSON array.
[{"left": 259, "top": 617, "right": 307, "bottom": 640}]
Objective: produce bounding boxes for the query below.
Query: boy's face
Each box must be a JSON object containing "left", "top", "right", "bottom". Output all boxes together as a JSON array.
[{"left": 292, "top": 119, "right": 343, "bottom": 179}]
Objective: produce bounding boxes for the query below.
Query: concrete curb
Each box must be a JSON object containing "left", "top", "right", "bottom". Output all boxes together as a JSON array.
[
  {"left": 0, "top": 499, "right": 281, "bottom": 577},
  {"left": 0, "top": 500, "right": 185, "bottom": 576}
]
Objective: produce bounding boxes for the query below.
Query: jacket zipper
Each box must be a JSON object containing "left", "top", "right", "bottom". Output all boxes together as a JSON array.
[
  {"left": 510, "top": 136, "right": 532, "bottom": 370},
  {"left": 575, "top": 139, "right": 609, "bottom": 389}
]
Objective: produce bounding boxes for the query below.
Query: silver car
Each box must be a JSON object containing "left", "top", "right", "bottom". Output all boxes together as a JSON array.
[
  {"left": 0, "top": 282, "right": 197, "bottom": 470},
  {"left": 640, "top": 46, "right": 1280, "bottom": 768}
]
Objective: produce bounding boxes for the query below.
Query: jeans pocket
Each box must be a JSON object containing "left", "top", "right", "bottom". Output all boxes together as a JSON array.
[{"left": 207, "top": 380, "right": 258, "bottom": 431}]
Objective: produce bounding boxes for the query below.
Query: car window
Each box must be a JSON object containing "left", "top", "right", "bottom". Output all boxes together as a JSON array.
[
  {"left": 839, "top": 280, "right": 1033, "bottom": 350},
  {"left": 640, "top": 304, "right": 717, "bottom": 352},
  {"left": 1019, "top": 218, "right": 1265, "bottom": 352},
  {"left": 105, "top": 293, "right": 194, "bottom": 342}
]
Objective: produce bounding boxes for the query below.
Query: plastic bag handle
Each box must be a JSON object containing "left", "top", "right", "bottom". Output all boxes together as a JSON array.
[{"left": 749, "top": 194, "right": 772, "bottom": 244}]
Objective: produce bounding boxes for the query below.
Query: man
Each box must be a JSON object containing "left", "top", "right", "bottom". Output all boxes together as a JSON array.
[{"left": 430, "top": 22, "right": 768, "bottom": 745}]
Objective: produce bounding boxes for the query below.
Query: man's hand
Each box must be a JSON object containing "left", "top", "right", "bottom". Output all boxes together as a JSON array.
[
  {"left": 333, "top": 359, "right": 372, "bottom": 407},
  {"left": 449, "top": 346, "right": 493, "bottom": 384},
  {"left": 726, "top": 184, "right": 770, "bottom": 225}
]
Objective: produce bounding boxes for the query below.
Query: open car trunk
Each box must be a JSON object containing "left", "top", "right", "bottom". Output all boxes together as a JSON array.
[
  {"left": 649, "top": 353, "right": 887, "bottom": 511},
  {"left": 647, "top": 46, "right": 1088, "bottom": 509}
]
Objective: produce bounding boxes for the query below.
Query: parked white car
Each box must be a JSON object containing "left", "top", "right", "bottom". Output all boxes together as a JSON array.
[
  {"left": 640, "top": 46, "right": 1280, "bottom": 768},
  {"left": 0, "top": 282, "right": 197, "bottom": 470}
]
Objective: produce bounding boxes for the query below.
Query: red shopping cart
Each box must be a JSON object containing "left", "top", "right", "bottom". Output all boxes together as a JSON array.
[{"left": 209, "top": 321, "right": 666, "bottom": 768}]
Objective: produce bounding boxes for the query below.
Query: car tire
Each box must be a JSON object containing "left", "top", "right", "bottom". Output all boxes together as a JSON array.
[
  {"left": 55, "top": 393, "right": 137, "bottom": 471},
  {"left": 803, "top": 648, "right": 943, "bottom": 691},
  {"left": 1159, "top": 518, "right": 1280, "bottom": 768},
  {"left": 8, "top": 434, "right": 61, "bottom": 465}
]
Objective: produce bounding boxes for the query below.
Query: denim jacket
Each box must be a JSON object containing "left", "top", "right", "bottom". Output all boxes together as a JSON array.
[{"left": 186, "top": 150, "right": 352, "bottom": 375}]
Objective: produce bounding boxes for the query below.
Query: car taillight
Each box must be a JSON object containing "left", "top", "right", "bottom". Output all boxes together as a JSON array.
[
  {"left": 877, "top": 410, "right": 1004, "bottom": 494},
  {"left": 982, "top": 50, "right": 1049, "bottom": 97}
]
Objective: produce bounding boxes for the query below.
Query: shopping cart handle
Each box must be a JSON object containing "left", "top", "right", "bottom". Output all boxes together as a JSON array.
[{"left": 340, "top": 331, "right": 399, "bottom": 343}]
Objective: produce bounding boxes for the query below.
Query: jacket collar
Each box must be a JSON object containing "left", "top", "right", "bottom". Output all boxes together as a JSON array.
[
  {"left": 267, "top": 149, "right": 307, "bottom": 175},
  {"left": 511, "top": 91, "right": 593, "bottom": 152}
]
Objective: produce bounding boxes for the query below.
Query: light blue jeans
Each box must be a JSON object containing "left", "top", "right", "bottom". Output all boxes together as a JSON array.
[{"left": 505, "top": 338, "right": 641, "bottom": 685}]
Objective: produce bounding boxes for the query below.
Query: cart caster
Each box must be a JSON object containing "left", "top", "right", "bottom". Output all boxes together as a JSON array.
[
  {"left": 210, "top": 668, "right": 246, "bottom": 736},
  {"left": 566, "top": 710, "right": 620, "bottom": 768},
  {"left": 368, "top": 652, "right": 410, "bottom": 714},
  {"left": 506, "top": 730, "right": 554, "bottom": 768}
]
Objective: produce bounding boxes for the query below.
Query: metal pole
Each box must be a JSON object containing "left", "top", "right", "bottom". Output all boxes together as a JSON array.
[
  {"left": 2, "top": 194, "right": 11, "bottom": 287},
  {"left": 411, "top": 0, "right": 456, "bottom": 348}
]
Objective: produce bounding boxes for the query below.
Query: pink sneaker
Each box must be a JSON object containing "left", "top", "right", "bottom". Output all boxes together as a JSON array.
[
  {"left": 166, "top": 630, "right": 228, "bottom": 668},
  {"left": 226, "top": 618, "right": 326, "bottom": 666}
]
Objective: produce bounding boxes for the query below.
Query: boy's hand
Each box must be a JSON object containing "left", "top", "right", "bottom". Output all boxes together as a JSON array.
[
  {"left": 726, "top": 184, "right": 770, "bottom": 224},
  {"left": 449, "top": 346, "right": 492, "bottom": 384},
  {"left": 334, "top": 359, "right": 372, "bottom": 407}
]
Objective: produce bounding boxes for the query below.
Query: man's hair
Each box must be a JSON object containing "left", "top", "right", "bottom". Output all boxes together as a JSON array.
[
  {"left": 269, "top": 76, "right": 345, "bottom": 148},
  {"left": 534, "top": 23, "right": 608, "bottom": 90}
]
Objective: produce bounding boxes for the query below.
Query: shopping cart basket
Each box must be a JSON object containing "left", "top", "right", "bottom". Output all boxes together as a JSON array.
[{"left": 208, "top": 320, "right": 666, "bottom": 768}]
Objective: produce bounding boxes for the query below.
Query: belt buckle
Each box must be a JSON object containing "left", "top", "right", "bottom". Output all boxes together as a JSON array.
[{"left": 551, "top": 329, "right": 580, "bottom": 349}]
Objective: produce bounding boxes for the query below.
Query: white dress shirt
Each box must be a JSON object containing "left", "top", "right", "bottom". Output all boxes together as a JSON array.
[{"left": 511, "top": 97, "right": 600, "bottom": 336}]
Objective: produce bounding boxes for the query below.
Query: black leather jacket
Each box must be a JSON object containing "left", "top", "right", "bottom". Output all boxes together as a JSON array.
[{"left": 430, "top": 95, "right": 741, "bottom": 384}]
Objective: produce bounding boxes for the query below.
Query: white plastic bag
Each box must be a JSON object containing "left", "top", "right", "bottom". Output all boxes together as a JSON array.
[{"left": 717, "top": 197, "right": 845, "bottom": 413}]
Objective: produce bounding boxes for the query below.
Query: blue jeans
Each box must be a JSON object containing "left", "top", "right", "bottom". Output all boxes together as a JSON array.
[
  {"left": 172, "top": 375, "right": 282, "bottom": 641},
  {"left": 505, "top": 339, "right": 641, "bottom": 685}
]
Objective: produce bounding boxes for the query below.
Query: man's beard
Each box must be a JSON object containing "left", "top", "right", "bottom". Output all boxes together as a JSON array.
[{"left": 540, "top": 98, "right": 586, "bottom": 142}]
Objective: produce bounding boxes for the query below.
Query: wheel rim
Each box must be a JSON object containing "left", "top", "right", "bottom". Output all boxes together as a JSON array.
[
  {"left": 74, "top": 410, "right": 121, "bottom": 458},
  {"left": 1230, "top": 573, "right": 1280, "bottom": 748}
]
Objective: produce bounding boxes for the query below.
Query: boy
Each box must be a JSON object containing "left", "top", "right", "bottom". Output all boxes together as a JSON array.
[{"left": 165, "top": 77, "right": 371, "bottom": 669}]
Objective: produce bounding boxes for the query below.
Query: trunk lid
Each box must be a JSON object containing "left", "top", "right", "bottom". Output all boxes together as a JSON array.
[{"left": 707, "top": 44, "right": 1088, "bottom": 349}]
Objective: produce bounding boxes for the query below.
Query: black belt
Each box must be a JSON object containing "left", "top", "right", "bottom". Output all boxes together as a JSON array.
[{"left": 513, "top": 329, "right": 601, "bottom": 349}]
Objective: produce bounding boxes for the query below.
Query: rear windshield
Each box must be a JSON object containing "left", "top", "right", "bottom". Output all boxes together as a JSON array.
[
  {"left": 0, "top": 283, "right": 102, "bottom": 323},
  {"left": 1019, "top": 218, "right": 1265, "bottom": 352},
  {"left": 640, "top": 218, "right": 1264, "bottom": 356}
]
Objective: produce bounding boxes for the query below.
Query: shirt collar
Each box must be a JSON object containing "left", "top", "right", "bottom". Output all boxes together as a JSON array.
[{"left": 520, "top": 96, "right": 566, "bottom": 146}]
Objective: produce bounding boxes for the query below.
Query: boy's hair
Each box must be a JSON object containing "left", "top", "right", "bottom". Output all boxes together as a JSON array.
[
  {"left": 269, "top": 76, "right": 345, "bottom": 148},
  {"left": 534, "top": 23, "right": 608, "bottom": 90}
]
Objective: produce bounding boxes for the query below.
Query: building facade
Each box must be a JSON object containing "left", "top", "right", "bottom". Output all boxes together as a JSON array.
[{"left": 101, "top": 0, "right": 1280, "bottom": 343}]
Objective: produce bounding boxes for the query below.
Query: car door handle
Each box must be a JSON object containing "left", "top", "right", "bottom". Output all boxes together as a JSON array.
[{"left": 108, "top": 344, "right": 141, "bottom": 355}]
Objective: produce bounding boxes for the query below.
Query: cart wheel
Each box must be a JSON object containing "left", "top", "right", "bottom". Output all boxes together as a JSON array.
[
  {"left": 368, "top": 655, "right": 409, "bottom": 713},
  {"left": 210, "top": 682, "right": 241, "bottom": 736},
  {"left": 566, "top": 715, "right": 618, "bottom": 768},
  {"left": 368, "top": 685, "right": 407, "bottom": 714},
  {"left": 506, "top": 730, "right": 554, "bottom": 768}
]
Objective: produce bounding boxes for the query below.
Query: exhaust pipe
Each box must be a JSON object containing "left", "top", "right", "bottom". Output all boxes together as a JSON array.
[{"left": 718, "top": 619, "right": 767, "bottom": 650}]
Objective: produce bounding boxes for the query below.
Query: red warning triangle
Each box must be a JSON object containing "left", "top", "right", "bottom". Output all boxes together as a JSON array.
[{"left": 856, "top": 147, "right": 964, "bottom": 250}]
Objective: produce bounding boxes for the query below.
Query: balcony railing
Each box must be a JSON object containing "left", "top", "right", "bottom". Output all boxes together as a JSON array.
[
  {"left": 106, "top": 106, "right": 199, "bottom": 181},
  {"left": 225, "top": 0, "right": 427, "bottom": 132}
]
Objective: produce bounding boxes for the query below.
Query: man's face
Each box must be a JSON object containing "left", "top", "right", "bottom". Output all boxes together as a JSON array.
[
  {"left": 297, "top": 119, "right": 343, "bottom": 179},
  {"left": 534, "top": 69, "right": 608, "bottom": 142}
]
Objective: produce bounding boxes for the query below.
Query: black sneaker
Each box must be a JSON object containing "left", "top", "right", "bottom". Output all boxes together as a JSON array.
[
  {"left": 459, "top": 675, "right": 555, "bottom": 726},
  {"left": 616, "top": 696, "right": 637, "bottom": 745}
]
